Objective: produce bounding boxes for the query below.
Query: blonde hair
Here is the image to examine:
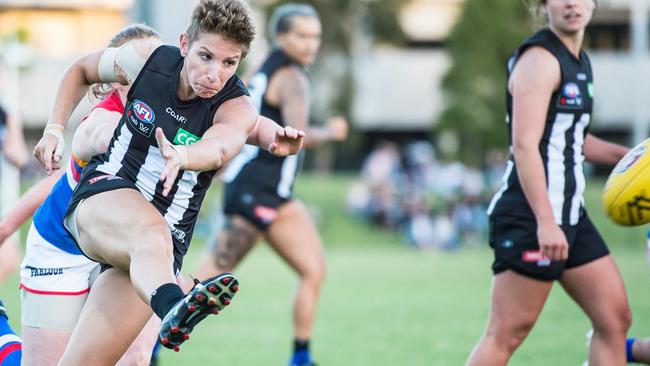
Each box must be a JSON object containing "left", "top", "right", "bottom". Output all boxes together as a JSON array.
[
  {"left": 528, "top": 0, "right": 598, "bottom": 25},
  {"left": 186, "top": 0, "right": 256, "bottom": 58},
  {"left": 90, "top": 24, "right": 160, "bottom": 100}
]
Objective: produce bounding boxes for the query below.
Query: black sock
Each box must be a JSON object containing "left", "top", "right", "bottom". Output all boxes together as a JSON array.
[
  {"left": 150, "top": 283, "right": 185, "bottom": 320},
  {"left": 294, "top": 339, "right": 310, "bottom": 353}
]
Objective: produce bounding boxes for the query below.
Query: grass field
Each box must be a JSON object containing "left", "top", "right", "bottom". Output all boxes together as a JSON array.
[{"left": 2, "top": 174, "right": 650, "bottom": 365}]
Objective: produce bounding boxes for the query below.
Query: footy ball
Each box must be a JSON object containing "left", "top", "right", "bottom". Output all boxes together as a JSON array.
[{"left": 603, "top": 139, "right": 650, "bottom": 226}]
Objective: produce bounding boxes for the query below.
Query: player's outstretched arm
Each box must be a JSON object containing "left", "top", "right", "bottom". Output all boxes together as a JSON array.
[
  {"left": 34, "top": 39, "right": 161, "bottom": 174},
  {"left": 584, "top": 134, "right": 629, "bottom": 165},
  {"left": 299, "top": 116, "right": 348, "bottom": 148},
  {"left": 247, "top": 115, "right": 304, "bottom": 156},
  {"left": 3, "top": 112, "right": 28, "bottom": 168},
  {"left": 272, "top": 66, "right": 343, "bottom": 148},
  {"left": 0, "top": 170, "right": 62, "bottom": 244}
]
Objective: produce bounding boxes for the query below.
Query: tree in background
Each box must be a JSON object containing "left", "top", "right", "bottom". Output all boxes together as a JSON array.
[
  {"left": 251, "top": 0, "right": 408, "bottom": 171},
  {"left": 436, "top": 0, "right": 532, "bottom": 164}
]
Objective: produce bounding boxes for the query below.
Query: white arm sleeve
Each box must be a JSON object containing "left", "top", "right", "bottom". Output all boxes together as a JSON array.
[
  {"left": 97, "top": 47, "right": 119, "bottom": 82},
  {"left": 97, "top": 42, "right": 149, "bottom": 84}
]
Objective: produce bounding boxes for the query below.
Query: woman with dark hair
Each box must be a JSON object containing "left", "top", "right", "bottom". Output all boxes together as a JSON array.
[
  {"left": 466, "top": 0, "right": 631, "bottom": 365},
  {"left": 32, "top": 1, "right": 304, "bottom": 364},
  {"left": 193, "top": 4, "right": 347, "bottom": 365}
]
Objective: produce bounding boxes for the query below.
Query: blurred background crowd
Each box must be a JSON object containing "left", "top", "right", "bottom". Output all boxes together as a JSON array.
[{"left": 346, "top": 141, "right": 507, "bottom": 249}]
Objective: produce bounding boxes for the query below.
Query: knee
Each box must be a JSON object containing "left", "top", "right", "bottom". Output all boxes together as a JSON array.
[
  {"left": 131, "top": 223, "right": 173, "bottom": 258},
  {"left": 301, "top": 259, "right": 327, "bottom": 285},
  {"left": 212, "top": 240, "right": 241, "bottom": 273},
  {"left": 485, "top": 318, "right": 536, "bottom": 354},
  {"left": 213, "top": 254, "right": 236, "bottom": 273},
  {"left": 593, "top": 306, "right": 632, "bottom": 336},
  {"left": 119, "top": 346, "right": 151, "bottom": 366},
  {"left": 621, "top": 307, "right": 633, "bottom": 332}
]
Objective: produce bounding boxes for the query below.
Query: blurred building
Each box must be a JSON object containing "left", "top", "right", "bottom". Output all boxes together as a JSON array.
[
  {"left": 587, "top": 0, "right": 650, "bottom": 144},
  {"left": 0, "top": 0, "right": 135, "bottom": 129},
  {"left": 352, "top": 0, "right": 462, "bottom": 137},
  {"left": 353, "top": 0, "right": 650, "bottom": 146}
]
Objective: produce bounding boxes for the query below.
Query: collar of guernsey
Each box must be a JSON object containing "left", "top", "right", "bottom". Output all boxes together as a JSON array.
[{"left": 31, "top": 91, "right": 125, "bottom": 255}]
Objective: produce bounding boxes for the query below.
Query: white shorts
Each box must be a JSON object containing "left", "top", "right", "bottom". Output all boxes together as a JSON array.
[{"left": 20, "top": 224, "right": 100, "bottom": 329}]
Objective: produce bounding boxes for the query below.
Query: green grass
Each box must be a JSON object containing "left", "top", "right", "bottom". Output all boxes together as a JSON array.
[{"left": 3, "top": 174, "right": 650, "bottom": 365}]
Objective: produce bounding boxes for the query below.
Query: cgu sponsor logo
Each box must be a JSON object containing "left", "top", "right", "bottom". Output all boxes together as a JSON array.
[
  {"left": 166, "top": 107, "right": 188, "bottom": 124},
  {"left": 132, "top": 100, "right": 155, "bottom": 123},
  {"left": 173, "top": 128, "right": 201, "bottom": 146}
]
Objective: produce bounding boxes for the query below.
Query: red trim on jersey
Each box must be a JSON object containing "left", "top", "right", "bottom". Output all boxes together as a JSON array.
[
  {"left": 0, "top": 343, "right": 21, "bottom": 362},
  {"left": 95, "top": 91, "right": 125, "bottom": 114},
  {"left": 81, "top": 91, "right": 125, "bottom": 122},
  {"left": 20, "top": 283, "right": 90, "bottom": 296}
]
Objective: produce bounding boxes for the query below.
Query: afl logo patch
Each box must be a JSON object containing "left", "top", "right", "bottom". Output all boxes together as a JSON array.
[
  {"left": 558, "top": 82, "right": 583, "bottom": 108},
  {"left": 563, "top": 82, "right": 580, "bottom": 98},
  {"left": 132, "top": 100, "right": 155, "bottom": 123},
  {"left": 613, "top": 144, "right": 646, "bottom": 174},
  {"left": 128, "top": 100, "right": 156, "bottom": 137}
]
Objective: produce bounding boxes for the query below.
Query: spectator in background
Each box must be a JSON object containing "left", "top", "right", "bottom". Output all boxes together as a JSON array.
[
  {"left": 347, "top": 140, "right": 497, "bottom": 250},
  {"left": 354, "top": 141, "right": 404, "bottom": 229}
]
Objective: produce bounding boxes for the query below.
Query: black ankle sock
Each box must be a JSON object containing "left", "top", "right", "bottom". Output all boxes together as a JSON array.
[
  {"left": 150, "top": 283, "right": 185, "bottom": 320},
  {"left": 294, "top": 339, "right": 310, "bottom": 352}
]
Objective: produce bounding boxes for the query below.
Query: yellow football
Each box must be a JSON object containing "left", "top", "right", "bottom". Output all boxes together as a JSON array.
[{"left": 603, "top": 138, "right": 650, "bottom": 226}]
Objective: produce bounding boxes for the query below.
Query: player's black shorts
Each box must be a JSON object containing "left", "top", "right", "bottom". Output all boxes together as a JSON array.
[
  {"left": 64, "top": 169, "right": 185, "bottom": 274},
  {"left": 489, "top": 210, "right": 609, "bottom": 281},
  {"left": 222, "top": 181, "right": 290, "bottom": 230}
]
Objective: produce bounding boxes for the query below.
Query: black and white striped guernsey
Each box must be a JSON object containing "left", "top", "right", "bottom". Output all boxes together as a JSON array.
[
  {"left": 84, "top": 45, "right": 248, "bottom": 246},
  {"left": 221, "top": 49, "right": 304, "bottom": 197},
  {"left": 487, "top": 29, "right": 594, "bottom": 226}
]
